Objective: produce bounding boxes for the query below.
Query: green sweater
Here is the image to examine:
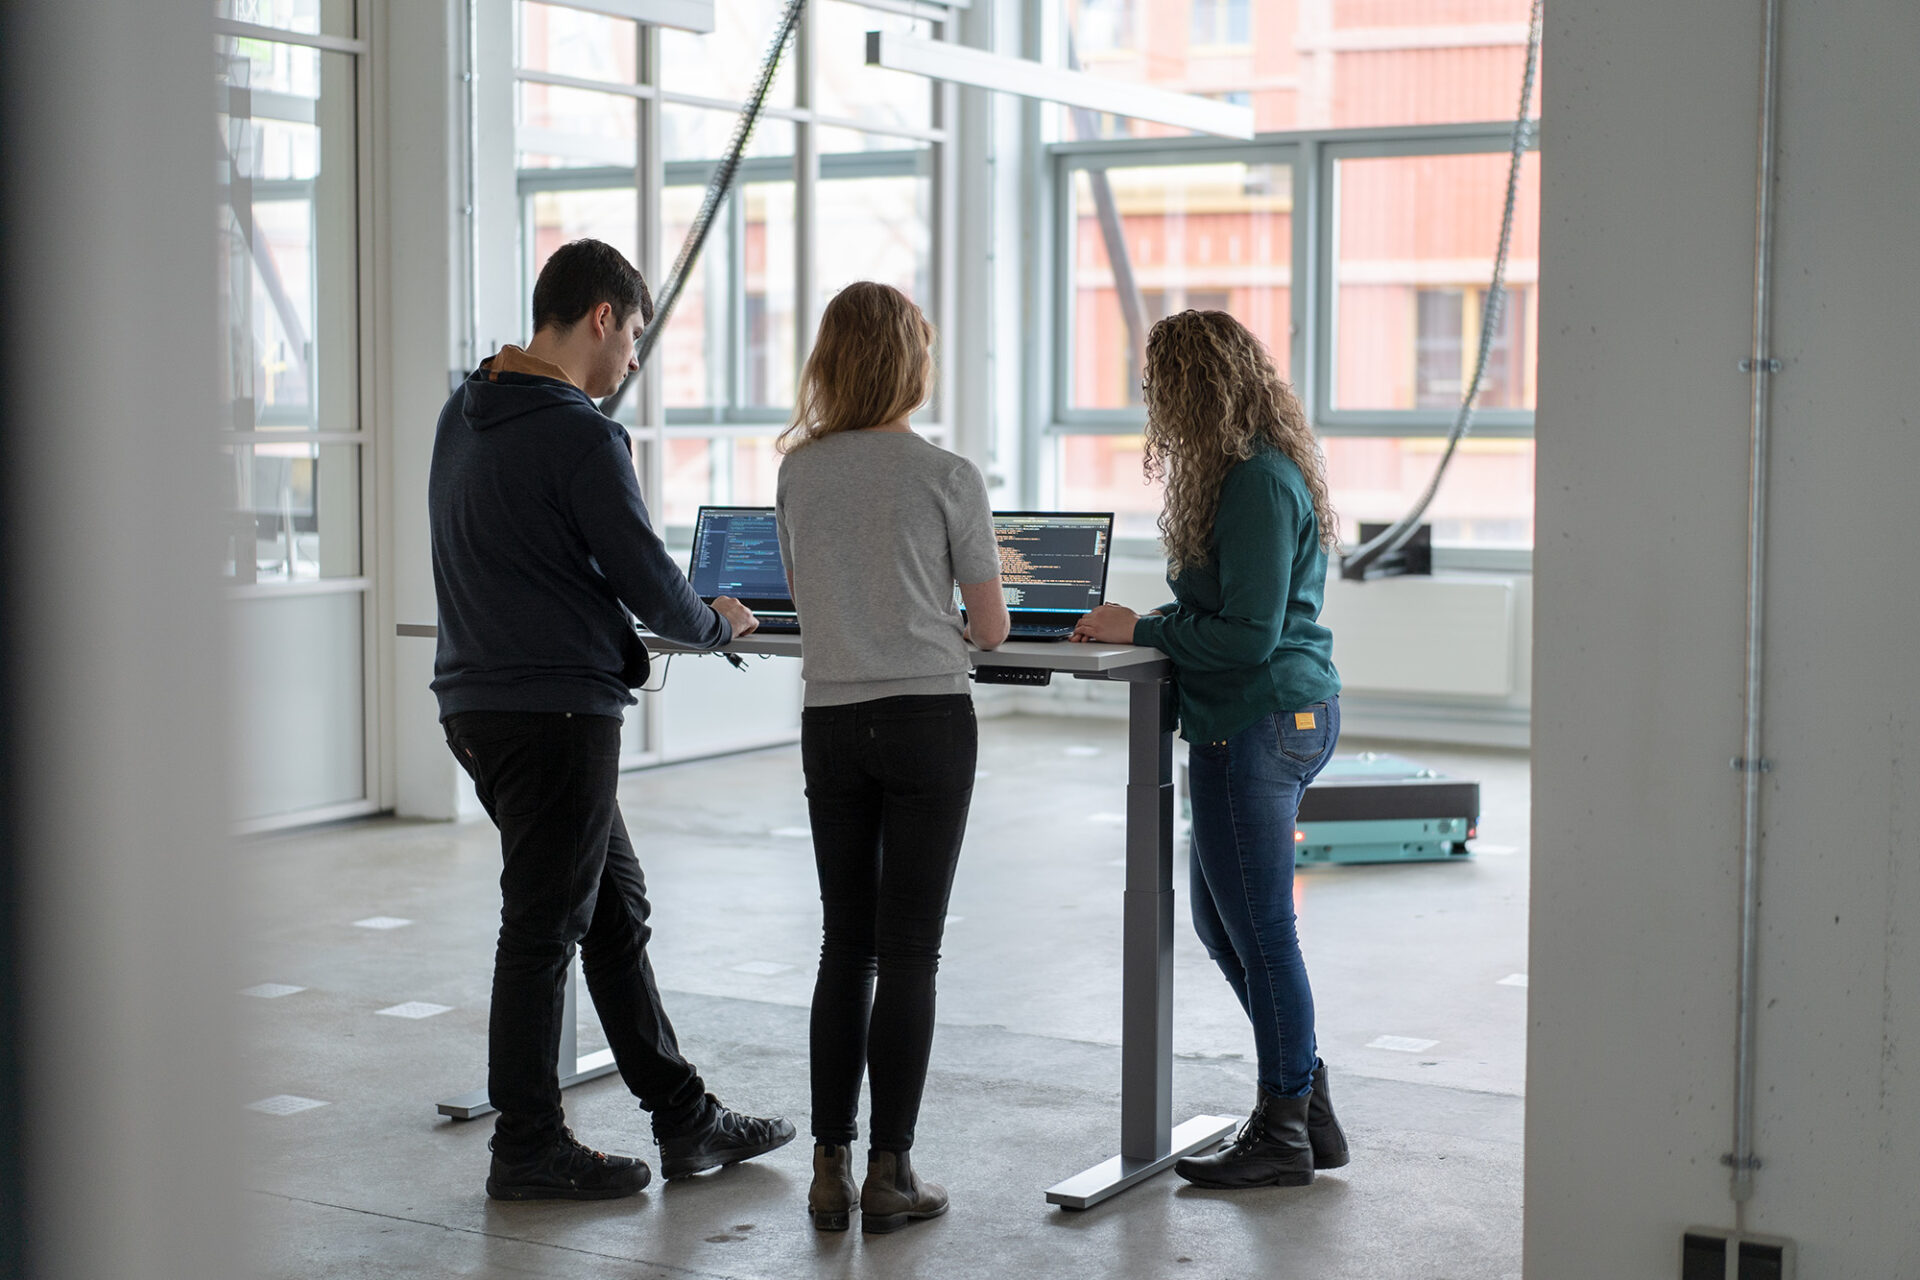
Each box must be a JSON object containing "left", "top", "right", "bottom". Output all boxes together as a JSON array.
[{"left": 1131, "top": 448, "right": 1340, "bottom": 744}]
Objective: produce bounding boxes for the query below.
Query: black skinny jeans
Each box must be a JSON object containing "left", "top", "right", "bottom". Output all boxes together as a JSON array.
[
  {"left": 802, "top": 694, "right": 976, "bottom": 1152},
  {"left": 444, "top": 710, "right": 708, "bottom": 1156}
]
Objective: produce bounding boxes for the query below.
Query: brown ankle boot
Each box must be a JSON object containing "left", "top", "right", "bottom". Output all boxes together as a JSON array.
[
  {"left": 860, "top": 1149, "right": 948, "bottom": 1234},
  {"left": 807, "top": 1144, "right": 858, "bottom": 1231}
]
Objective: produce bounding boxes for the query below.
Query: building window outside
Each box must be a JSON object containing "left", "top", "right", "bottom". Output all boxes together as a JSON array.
[{"left": 1190, "top": 0, "right": 1250, "bottom": 49}]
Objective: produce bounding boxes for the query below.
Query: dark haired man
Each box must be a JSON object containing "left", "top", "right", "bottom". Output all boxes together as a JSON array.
[{"left": 430, "top": 238, "right": 792, "bottom": 1200}]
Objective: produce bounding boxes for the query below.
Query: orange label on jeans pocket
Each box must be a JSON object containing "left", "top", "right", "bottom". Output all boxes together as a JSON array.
[{"left": 1294, "top": 711, "right": 1317, "bottom": 731}]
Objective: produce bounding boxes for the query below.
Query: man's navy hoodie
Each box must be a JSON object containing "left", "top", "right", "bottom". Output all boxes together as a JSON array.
[{"left": 429, "top": 350, "right": 729, "bottom": 721}]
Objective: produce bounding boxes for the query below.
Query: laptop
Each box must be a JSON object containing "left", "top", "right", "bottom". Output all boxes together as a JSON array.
[
  {"left": 687, "top": 506, "right": 801, "bottom": 633},
  {"left": 984, "top": 511, "right": 1116, "bottom": 641}
]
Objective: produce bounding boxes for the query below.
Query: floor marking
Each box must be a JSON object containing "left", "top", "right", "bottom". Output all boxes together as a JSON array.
[
  {"left": 1472, "top": 843, "right": 1519, "bottom": 856},
  {"left": 1064, "top": 746, "right": 1102, "bottom": 758},
  {"left": 240, "top": 983, "right": 306, "bottom": 999},
  {"left": 352, "top": 916, "right": 412, "bottom": 930},
  {"left": 1086, "top": 812, "right": 1127, "bottom": 826},
  {"left": 376, "top": 1001, "right": 452, "bottom": 1019},
  {"left": 729, "top": 961, "right": 796, "bottom": 977},
  {"left": 247, "top": 1095, "right": 329, "bottom": 1116},
  {"left": 944, "top": 915, "right": 964, "bottom": 926},
  {"left": 1497, "top": 973, "right": 1529, "bottom": 988},
  {"left": 974, "top": 770, "right": 992, "bottom": 779},
  {"left": 1367, "top": 1035, "right": 1439, "bottom": 1053},
  {"left": 769, "top": 827, "right": 812, "bottom": 839},
  {"left": 1106, "top": 857, "right": 1129, "bottom": 867}
]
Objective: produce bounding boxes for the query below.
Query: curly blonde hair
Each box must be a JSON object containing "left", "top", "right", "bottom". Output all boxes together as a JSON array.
[
  {"left": 778, "top": 281, "right": 933, "bottom": 453},
  {"left": 1141, "top": 310, "right": 1337, "bottom": 577}
]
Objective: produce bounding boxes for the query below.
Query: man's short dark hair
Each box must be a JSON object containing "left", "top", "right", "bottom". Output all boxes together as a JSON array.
[{"left": 531, "top": 239, "right": 654, "bottom": 334}]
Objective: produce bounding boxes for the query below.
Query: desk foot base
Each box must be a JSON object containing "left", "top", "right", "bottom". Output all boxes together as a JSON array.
[
  {"left": 436, "top": 1049, "right": 620, "bottom": 1120},
  {"left": 1045, "top": 1114, "right": 1240, "bottom": 1209}
]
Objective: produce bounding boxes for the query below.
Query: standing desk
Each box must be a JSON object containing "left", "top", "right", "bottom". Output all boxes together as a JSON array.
[
  {"left": 648, "top": 632, "right": 1237, "bottom": 1209},
  {"left": 399, "top": 621, "right": 1235, "bottom": 1208}
]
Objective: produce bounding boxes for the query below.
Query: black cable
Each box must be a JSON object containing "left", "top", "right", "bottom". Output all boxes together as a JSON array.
[
  {"left": 1341, "top": 0, "right": 1544, "bottom": 580},
  {"left": 600, "top": 0, "right": 808, "bottom": 419}
]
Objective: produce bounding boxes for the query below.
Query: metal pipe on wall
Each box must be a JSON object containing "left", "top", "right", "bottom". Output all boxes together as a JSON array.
[{"left": 1729, "top": 0, "right": 1785, "bottom": 1211}]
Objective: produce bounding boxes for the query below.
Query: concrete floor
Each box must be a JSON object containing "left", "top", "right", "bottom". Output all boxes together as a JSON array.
[{"left": 240, "top": 715, "right": 1530, "bottom": 1279}]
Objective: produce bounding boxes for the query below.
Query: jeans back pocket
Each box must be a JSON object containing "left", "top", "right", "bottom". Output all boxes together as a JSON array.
[{"left": 1278, "top": 702, "right": 1332, "bottom": 764}]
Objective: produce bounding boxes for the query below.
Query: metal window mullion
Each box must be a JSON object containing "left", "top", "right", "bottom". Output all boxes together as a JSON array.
[
  {"left": 729, "top": 179, "right": 748, "bottom": 408},
  {"left": 213, "top": 17, "right": 369, "bottom": 55},
  {"left": 1293, "top": 136, "right": 1318, "bottom": 418},
  {"left": 515, "top": 67, "right": 656, "bottom": 100},
  {"left": 1312, "top": 135, "right": 1338, "bottom": 425}
]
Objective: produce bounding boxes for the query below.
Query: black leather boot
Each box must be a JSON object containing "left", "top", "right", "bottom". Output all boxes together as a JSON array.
[
  {"left": 1309, "top": 1061, "right": 1349, "bottom": 1170},
  {"left": 807, "top": 1143, "right": 859, "bottom": 1231},
  {"left": 1174, "top": 1088, "right": 1314, "bottom": 1189},
  {"left": 860, "top": 1149, "right": 949, "bottom": 1233}
]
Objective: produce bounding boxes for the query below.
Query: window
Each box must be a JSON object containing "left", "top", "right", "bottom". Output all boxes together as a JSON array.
[
  {"left": 1190, "top": 0, "right": 1250, "bottom": 49},
  {"left": 1063, "top": 159, "right": 1293, "bottom": 412},
  {"left": 1329, "top": 149, "right": 1539, "bottom": 416},
  {"left": 216, "top": 2, "right": 375, "bottom": 826}
]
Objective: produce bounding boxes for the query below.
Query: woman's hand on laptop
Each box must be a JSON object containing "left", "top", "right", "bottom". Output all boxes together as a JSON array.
[
  {"left": 713, "top": 596, "right": 759, "bottom": 638},
  {"left": 1070, "top": 603, "right": 1139, "bottom": 644}
]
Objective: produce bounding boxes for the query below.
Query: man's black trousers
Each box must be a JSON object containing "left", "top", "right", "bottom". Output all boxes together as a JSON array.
[{"left": 445, "top": 710, "right": 707, "bottom": 1155}]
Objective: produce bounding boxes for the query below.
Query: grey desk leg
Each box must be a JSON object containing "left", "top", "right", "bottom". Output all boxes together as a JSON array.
[
  {"left": 436, "top": 954, "right": 620, "bottom": 1120},
  {"left": 1046, "top": 675, "right": 1238, "bottom": 1208}
]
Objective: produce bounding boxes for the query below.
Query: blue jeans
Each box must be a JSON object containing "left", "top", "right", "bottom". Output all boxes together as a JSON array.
[{"left": 1186, "top": 696, "right": 1339, "bottom": 1099}]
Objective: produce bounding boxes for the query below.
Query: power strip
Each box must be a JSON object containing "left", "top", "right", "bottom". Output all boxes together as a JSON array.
[{"left": 971, "top": 667, "right": 1052, "bottom": 687}]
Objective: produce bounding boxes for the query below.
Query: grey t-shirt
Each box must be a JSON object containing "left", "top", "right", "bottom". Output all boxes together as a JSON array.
[{"left": 775, "top": 430, "right": 1001, "bottom": 706}]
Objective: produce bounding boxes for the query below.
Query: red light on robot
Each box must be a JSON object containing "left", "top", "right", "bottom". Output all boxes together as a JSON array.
[{"left": 1294, "top": 830, "right": 1305, "bottom": 843}]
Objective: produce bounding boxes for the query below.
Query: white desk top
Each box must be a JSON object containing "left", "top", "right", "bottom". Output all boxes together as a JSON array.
[
  {"left": 641, "top": 630, "right": 1169, "bottom": 677},
  {"left": 397, "top": 623, "right": 1169, "bottom": 678}
]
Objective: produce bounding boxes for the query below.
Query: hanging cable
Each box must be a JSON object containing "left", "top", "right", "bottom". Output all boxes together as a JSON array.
[
  {"left": 600, "top": 0, "right": 808, "bottom": 419},
  {"left": 1340, "top": 0, "right": 1543, "bottom": 581}
]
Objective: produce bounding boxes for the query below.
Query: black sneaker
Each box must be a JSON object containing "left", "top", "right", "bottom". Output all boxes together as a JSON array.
[
  {"left": 485, "top": 1128, "right": 653, "bottom": 1201},
  {"left": 655, "top": 1094, "right": 797, "bottom": 1180}
]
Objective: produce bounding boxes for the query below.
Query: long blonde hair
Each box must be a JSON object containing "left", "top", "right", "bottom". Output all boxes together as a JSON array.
[
  {"left": 778, "top": 281, "right": 934, "bottom": 453},
  {"left": 1141, "top": 310, "right": 1337, "bottom": 578}
]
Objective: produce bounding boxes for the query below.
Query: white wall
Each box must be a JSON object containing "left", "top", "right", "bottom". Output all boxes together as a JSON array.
[{"left": 1527, "top": 1, "right": 1920, "bottom": 1275}]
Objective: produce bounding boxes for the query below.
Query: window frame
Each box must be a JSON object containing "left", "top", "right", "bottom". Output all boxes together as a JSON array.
[{"left": 1045, "top": 119, "right": 1542, "bottom": 560}]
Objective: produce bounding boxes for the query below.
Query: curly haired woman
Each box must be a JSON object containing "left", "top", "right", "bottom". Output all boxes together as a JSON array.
[{"left": 1072, "top": 309, "right": 1348, "bottom": 1188}]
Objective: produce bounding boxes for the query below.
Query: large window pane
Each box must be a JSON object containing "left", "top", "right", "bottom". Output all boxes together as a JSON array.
[
  {"left": 517, "top": 1, "right": 637, "bottom": 83},
  {"left": 1332, "top": 151, "right": 1539, "bottom": 412},
  {"left": 1059, "top": 0, "right": 1538, "bottom": 138},
  {"left": 224, "top": 442, "right": 362, "bottom": 582},
  {"left": 1067, "top": 161, "right": 1291, "bottom": 410},
  {"left": 817, "top": 163, "right": 932, "bottom": 311},
  {"left": 1055, "top": 435, "right": 1165, "bottom": 540},
  {"left": 1322, "top": 436, "right": 1533, "bottom": 548},
  {"left": 661, "top": 436, "right": 781, "bottom": 527},
  {"left": 217, "top": 38, "right": 358, "bottom": 440},
  {"left": 815, "top": 1, "right": 931, "bottom": 135},
  {"left": 660, "top": 0, "right": 794, "bottom": 106},
  {"left": 517, "top": 81, "right": 636, "bottom": 169},
  {"left": 662, "top": 106, "right": 794, "bottom": 165}
]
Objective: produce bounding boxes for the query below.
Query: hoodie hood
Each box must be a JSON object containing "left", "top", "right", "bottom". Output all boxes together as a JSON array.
[{"left": 461, "top": 346, "right": 594, "bottom": 432}]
